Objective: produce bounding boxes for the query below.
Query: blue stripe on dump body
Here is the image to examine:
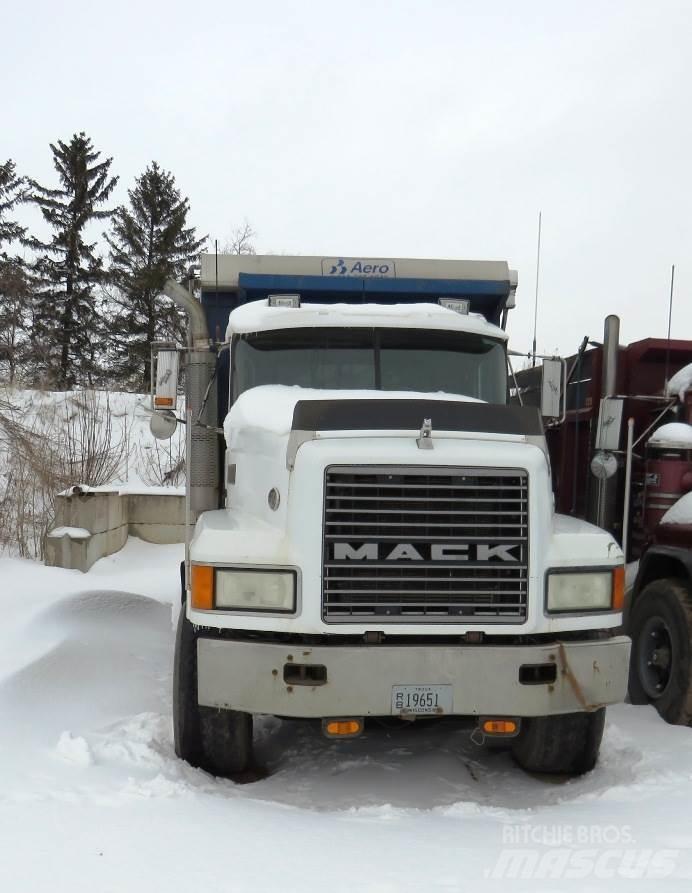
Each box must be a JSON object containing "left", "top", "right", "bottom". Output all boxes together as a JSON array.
[
  {"left": 237, "top": 273, "right": 509, "bottom": 298},
  {"left": 199, "top": 273, "right": 511, "bottom": 334}
]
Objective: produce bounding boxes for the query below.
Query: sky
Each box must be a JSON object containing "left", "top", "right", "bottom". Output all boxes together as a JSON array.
[{"left": 3, "top": 0, "right": 692, "bottom": 356}]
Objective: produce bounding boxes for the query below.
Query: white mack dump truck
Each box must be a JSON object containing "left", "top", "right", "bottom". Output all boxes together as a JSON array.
[{"left": 151, "top": 254, "right": 631, "bottom": 778}]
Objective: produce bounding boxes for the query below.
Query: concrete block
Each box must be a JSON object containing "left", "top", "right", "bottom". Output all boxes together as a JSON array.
[
  {"left": 127, "top": 493, "right": 185, "bottom": 526},
  {"left": 46, "top": 487, "right": 185, "bottom": 571},
  {"left": 129, "top": 522, "right": 186, "bottom": 545}
]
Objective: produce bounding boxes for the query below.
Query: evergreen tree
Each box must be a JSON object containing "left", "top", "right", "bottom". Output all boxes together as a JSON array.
[
  {"left": 0, "top": 159, "right": 26, "bottom": 247},
  {"left": 0, "top": 159, "right": 29, "bottom": 383},
  {"left": 105, "top": 162, "right": 206, "bottom": 388},
  {"left": 26, "top": 133, "right": 118, "bottom": 388},
  {"left": 0, "top": 262, "right": 30, "bottom": 384}
]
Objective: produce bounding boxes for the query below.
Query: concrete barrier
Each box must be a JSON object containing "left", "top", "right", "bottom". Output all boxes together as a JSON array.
[{"left": 45, "top": 486, "right": 185, "bottom": 572}]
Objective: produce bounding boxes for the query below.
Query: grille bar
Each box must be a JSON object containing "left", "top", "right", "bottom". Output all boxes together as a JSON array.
[
  {"left": 323, "top": 466, "right": 529, "bottom": 624},
  {"left": 326, "top": 482, "right": 527, "bottom": 491}
]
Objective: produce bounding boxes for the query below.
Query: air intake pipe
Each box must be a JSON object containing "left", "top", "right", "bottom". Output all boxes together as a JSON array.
[{"left": 162, "top": 279, "right": 219, "bottom": 519}]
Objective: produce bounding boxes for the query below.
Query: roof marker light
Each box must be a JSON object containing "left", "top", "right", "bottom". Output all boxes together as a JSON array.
[
  {"left": 438, "top": 298, "right": 470, "bottom": 314},
  {"left": 268, "top": 294, "right": 301, "bottom": 308}
]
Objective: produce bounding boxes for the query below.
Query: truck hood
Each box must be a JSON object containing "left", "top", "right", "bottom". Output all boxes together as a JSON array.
[
  {"left": 223, "top": 385, "right": 483, "bottom": 450},
  {"left": 222, "top": 386, "right": 545, "bottom": 535}
]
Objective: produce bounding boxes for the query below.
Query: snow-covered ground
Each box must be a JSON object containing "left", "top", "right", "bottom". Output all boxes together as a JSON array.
[{"left": 1, "top": 540, "right": 691, "bottom": 891}]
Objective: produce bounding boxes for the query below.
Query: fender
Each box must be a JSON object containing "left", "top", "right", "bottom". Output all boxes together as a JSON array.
[{"left": 630, "top": 545, "right": 692, "bottom": 627}]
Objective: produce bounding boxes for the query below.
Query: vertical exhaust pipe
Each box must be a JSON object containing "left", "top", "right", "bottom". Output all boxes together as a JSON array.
[
  {"left": 161, "top": 280, "right": 220, "bottom": 589},
  {"left": 597, "top": 315, "right": 621, "bottom": 530},
  {"left": 602, "top": 315, "right": 620, "bottom": 398}
]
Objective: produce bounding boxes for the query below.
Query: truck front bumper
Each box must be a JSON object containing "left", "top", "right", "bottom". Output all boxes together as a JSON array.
[{"left": 197, "top": 636, "right": 631, "bottom": 718}]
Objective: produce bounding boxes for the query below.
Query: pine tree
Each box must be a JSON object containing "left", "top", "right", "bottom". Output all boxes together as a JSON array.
[
  {"left": 0, "top": 159, "right": 29, "bottom": 383},
  {"left": 105, "top": 162, "right": 206, "bottom": 388},
  {"left": 0, "top": 159, "right": 26, "bottom": 247},
  {"left": 26, "top": 133, "right": 118, "bottom": 388}
]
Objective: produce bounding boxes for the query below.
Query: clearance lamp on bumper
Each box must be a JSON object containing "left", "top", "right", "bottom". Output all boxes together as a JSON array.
[
  {"left": 191, "top": 565, "right": 297, "bottom": 613},
  {"left": 322, "top": 718, "right": 364, "bottom": 738},
  {"left": 546, "top": 566, "right": 625, "bottom": 614}
]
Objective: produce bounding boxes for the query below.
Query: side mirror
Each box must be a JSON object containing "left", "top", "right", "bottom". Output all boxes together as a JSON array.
[
  {"left": 540, "top": 358, "right": 564, "bottom": 420},
  {"left": 595, "top": 396, "right": 624, "bottom": 450},
  {"left": 150, "top": 410, "right": 178, "bottom": 440},
  {"left": 151, "top": 346, "right": 180, "bottom": 412},
  {"left": 150, "top": 345, "right": 180, "bottom": 441}
]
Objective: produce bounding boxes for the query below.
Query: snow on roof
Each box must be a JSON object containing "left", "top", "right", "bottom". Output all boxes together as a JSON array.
[
  {"left": 648, "top": 422, "right": 692, "bottom": 449},
  {"left": 224, "top": 384, "right": 480, "bottom": 444},
  {"left": 666, "top": 362, "right": 692, "bottom": 402},
  {"left": 225, "top": 300, "right": 508, "bottom": 341},
  {"left": 661, "top": 492, "right": 692, "bottom": 525}
]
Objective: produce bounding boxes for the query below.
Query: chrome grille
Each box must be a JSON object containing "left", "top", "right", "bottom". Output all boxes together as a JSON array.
[{"left": 322, "top": 466, "right": 529, "bottom": 623}]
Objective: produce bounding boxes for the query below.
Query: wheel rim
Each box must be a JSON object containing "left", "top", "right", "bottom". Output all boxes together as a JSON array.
[{"left": 637, "top": 615, "right": 674, "bottom": 700}]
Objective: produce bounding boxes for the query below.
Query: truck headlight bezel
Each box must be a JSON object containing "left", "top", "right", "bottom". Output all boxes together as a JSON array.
[
  {"left": 545, "top": 566, "right": 625, "bottom": 615},
  {"left": 191, "top": 564, "right": 299, "bottom": 615}
]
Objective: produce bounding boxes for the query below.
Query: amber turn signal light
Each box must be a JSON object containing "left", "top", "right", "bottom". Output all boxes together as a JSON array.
[
  {"left": 322, "top": 718, "right": 364, "bottom": 738},
  {"left": 612, "top": 565, "right": 625, "bottom": 612},
  {"left": 482, "top": 719, "right": 518, "bottom": 736},
  {"left": 191, "top": 564, "right": 214, "bottom": 610}
]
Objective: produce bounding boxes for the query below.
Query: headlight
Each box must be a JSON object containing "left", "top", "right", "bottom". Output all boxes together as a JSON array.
[
  {"left": 216, "top": 569, "right": 296, "bottom": 612},
  {"left": 191, "top": 565, "right": 297, "bottom": 613},
  {"left": 546, "top": 568, "right": 624, "bottom": 614}
]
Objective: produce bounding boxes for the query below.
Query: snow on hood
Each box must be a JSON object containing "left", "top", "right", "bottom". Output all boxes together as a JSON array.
[
  {"left": 224, "top": 385, "right": 481, "bottom": 445},
  {"left": 648, "top": 422, "right": 692, "bottom": 449},
  {"left": 666, "top": 362, "right": 692, "bottom": 401},
  {"left": 661, "top": 492, "right": 692, "bottom": 525}
]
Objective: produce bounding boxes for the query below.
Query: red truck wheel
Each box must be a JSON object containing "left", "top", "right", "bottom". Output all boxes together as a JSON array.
[{"left": 628, "top": 578, "right": 692, "bottom": 725}]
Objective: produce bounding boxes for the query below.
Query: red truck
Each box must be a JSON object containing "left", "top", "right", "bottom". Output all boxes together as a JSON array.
[{"left": 516, "top": 318, "right": 692, "bottom": 724}]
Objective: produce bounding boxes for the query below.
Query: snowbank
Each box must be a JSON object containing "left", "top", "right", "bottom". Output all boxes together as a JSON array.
[
  {"left": 0, "top": 386, "right": 186, "bottom": 491},
  {"left": 648, "top": 422, "right": 692, "bottom": 449},
  {"left": 662, "top": 492, "right": 692, "bottom": 525},
  {"left": 224, "top": 384, "right": 479, "bottom": 444},
  {"left": 666, "top": 362, "right": 692, "bottom": 401}
]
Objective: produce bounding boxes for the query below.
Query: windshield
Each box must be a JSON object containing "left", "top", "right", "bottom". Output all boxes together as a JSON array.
[{"left": 232, "top": 327, "right": 507, "bottom": 404}]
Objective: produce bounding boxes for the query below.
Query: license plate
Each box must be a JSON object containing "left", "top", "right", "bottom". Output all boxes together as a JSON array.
[{"left": 391, "top": 684, "right": 453, "bottom": 716}]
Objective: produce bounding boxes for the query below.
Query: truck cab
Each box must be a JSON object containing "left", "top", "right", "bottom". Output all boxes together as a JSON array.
[{"left": 160, "top": 254, "right": 630, "bottom": 778}]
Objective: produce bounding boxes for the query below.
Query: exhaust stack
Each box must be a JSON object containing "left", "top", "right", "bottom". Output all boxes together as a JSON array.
[
  {"left": 596, "top": 314, "right": 621, "bottom": 531},
  {"left": 161, "top": 278, "right": 219, "bottom": 521},
  {"left": 601, "top": 315, "right": 620, "bottom": 398}
]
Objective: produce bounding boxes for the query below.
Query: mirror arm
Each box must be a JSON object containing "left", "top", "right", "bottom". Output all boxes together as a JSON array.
[{"left": 506, "top": 353, "right": 523, "bottom": 406}]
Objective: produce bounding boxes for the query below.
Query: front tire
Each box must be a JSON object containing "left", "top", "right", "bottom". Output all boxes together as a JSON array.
[
  {"left": 200, "top": 707, "right": 253, "bottom": 776},
  {"left": 173, "top": 607, "right": 203, "bottom": 766},
  {"left": 511, "top": 708, "right": 606, "bottom": 775},
  {"left": 173, "top": 608, "right": 253, "bottom": 775},
  {"left": 628, "top": 578, "right": 692, "bottom": 724}
]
